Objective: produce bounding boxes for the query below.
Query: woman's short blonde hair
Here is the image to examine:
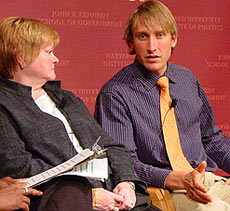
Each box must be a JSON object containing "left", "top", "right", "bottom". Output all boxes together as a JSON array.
[
  {"left": 0, "top": 16, "right": 59, "bottom": 78},
  {"left": 124, "top": 0, "right": 178, "bottom": 54}
]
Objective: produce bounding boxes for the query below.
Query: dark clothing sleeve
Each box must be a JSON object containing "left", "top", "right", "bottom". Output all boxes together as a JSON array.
[
  {"left": 197, "top": 81, "right": 230, "bottom": 173},
  {"left": 0, "top": 106, "right": 54, "bottom": 178}
]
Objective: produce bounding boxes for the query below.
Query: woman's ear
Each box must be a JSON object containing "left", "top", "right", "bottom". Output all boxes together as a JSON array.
[{"left": 16, "top": 53, "right": 25, "bottom": 69}]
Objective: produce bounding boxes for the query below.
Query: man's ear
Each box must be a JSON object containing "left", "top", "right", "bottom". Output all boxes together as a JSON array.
[
  {"left": 128, "top": 42, "right": 136, "bottom": 55},
  {"left": 171, "top": 36, "right": 177, "bottom": 48}
]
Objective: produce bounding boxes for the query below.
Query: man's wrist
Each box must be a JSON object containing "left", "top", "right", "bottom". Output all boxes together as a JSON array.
[{"left": 165, "top": 171, "right": 187, "bottom": 190}]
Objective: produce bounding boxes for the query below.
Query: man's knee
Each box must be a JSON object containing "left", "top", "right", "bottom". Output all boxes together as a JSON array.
[{"left": 172, "top": 193, "right": 230, "bottom": 211}]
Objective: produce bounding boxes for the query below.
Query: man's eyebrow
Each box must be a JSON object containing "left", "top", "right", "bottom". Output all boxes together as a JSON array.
[
  {"left": 134, "top": 30, "right": 149, "bottom": 34},
  {"left": 155, "top": 30, "right": 165, "bottom": 33},
  {"left": 135, "top": 31, "right": 147, "bottom": 34}
]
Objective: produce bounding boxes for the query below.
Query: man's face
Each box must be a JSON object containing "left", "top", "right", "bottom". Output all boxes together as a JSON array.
[{"left": 130, "top": 20, "right": 177, "bottom": 76}]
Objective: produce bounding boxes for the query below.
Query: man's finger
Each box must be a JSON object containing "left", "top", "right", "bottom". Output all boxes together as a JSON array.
[
  {"left": 188, "top": 189, "right": 211, "bottom": 204},
  {"left": 193, "top": 188, "right": 212, "bottom": 203},
  {"left": 196, "top": 161, "right": 207, "bottom": 173}
]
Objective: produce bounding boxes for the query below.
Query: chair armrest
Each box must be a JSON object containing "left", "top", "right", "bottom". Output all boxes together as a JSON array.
[{"left": 147, "top": 187, "right": 175, "bottom": 211}]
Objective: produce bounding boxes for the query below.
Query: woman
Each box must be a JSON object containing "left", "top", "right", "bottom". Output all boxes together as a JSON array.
[{"left": 0, "top": 17, "right": 158, "bottom": 211}]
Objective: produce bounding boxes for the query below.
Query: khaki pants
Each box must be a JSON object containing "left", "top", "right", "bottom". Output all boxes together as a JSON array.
[{"left": 171, "top": 172, "right": 230, "bottom": 211}]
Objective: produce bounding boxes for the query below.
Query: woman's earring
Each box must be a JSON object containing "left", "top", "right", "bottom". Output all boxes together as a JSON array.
[{"left": 20, "top": 64, "right": 24, "bottom": 69}]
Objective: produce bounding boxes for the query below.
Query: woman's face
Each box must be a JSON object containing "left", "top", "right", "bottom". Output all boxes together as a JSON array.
[{"left": 21, "top": 43, "right": 59, "bottom": 86}]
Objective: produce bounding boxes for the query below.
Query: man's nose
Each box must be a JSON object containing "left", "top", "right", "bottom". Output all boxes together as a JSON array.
[{"left": 147, "top": 37, "right": 158, "bottom": 52}]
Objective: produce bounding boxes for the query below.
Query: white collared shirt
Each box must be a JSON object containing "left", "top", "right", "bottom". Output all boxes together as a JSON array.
[{"left": 35, "top": 92, "right": 83, "bottom": 153}]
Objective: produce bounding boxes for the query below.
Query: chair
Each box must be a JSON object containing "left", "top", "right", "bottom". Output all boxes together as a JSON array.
[{"left": 147, "top": 187, "right": 176, "bottom": 211}]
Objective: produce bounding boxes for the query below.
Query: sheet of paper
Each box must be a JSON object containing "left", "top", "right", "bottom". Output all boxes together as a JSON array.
[
  {"left": 60, "top": 158, "right": 108, "bottom": 181},
  {"left": 26, "top": 149, "right": 94, "bottom": 187}
]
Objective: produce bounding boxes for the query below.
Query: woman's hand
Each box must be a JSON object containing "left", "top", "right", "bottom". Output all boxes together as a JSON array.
[
  {"left": 113, "top": 182, "right": 136, "bottom": 210},
  {"left": 92, "top": 188, "right": 124, "bottom": 210}
]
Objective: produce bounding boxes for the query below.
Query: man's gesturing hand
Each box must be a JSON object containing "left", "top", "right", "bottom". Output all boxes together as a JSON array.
[{"left": 183, "top": 161, "right": 212, "bottom": 204}]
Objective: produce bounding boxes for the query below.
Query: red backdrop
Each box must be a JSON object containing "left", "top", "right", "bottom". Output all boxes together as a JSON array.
[{"left": 1, "top": 0, "right": 229, "bottom": 175}]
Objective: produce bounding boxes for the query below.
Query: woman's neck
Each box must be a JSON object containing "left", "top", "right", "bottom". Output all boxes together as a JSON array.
[
  {"left": 10, "top": 73, "right": 46, "bottom": 100},
  {"left": 32, "top": 87, "right": 45, "bottom": 100}
]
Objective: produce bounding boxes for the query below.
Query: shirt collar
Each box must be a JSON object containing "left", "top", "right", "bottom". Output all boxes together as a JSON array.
[
  {"left": 133, "top": 58, "right": 176, "bottom": 91},
  {"left": 0, "top": 78, "right": 61, "bottom": 97},
  {"left": 164, "top": 63, "right": 177, "bottom": 85}
]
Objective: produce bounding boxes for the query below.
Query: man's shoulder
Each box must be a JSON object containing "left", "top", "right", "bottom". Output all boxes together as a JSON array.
[
  {"left": 101, "top": 63, "right": 136, "bottom": 92},
  {"left": 168, "top": 63, "right": 197, "bottom": 80},
  {"left": 168, "top": 63, "right": 193, "bottom": 73}
]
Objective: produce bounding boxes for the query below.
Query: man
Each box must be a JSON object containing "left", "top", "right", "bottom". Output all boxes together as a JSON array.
[{"left": 95, "top": 1, "right": 230, "bottom": 210}]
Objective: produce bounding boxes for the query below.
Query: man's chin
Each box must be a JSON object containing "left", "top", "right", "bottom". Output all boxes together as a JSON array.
[{"left": 144, "top": 63, "right": 166, "bottom": 75}]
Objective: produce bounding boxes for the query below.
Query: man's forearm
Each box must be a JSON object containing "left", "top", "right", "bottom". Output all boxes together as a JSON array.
[{"left": 165, "top": 171, "right": 187, "bottom": 190}]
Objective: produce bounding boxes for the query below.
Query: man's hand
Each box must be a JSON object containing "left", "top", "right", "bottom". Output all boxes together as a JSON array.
[
  {"left": 166, "top": 161, "right": 212, "bottom": 204},
  {"left": 182, "top": 161, "right": 212, "bottom": 204}
]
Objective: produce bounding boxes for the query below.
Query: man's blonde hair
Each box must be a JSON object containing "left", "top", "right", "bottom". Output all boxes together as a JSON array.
[
  {"left": 0, "top": 16, "right": 59, "bottom": 78},
  {"left": 124, "top": 0, "right": 178, "bottom": 54}
]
